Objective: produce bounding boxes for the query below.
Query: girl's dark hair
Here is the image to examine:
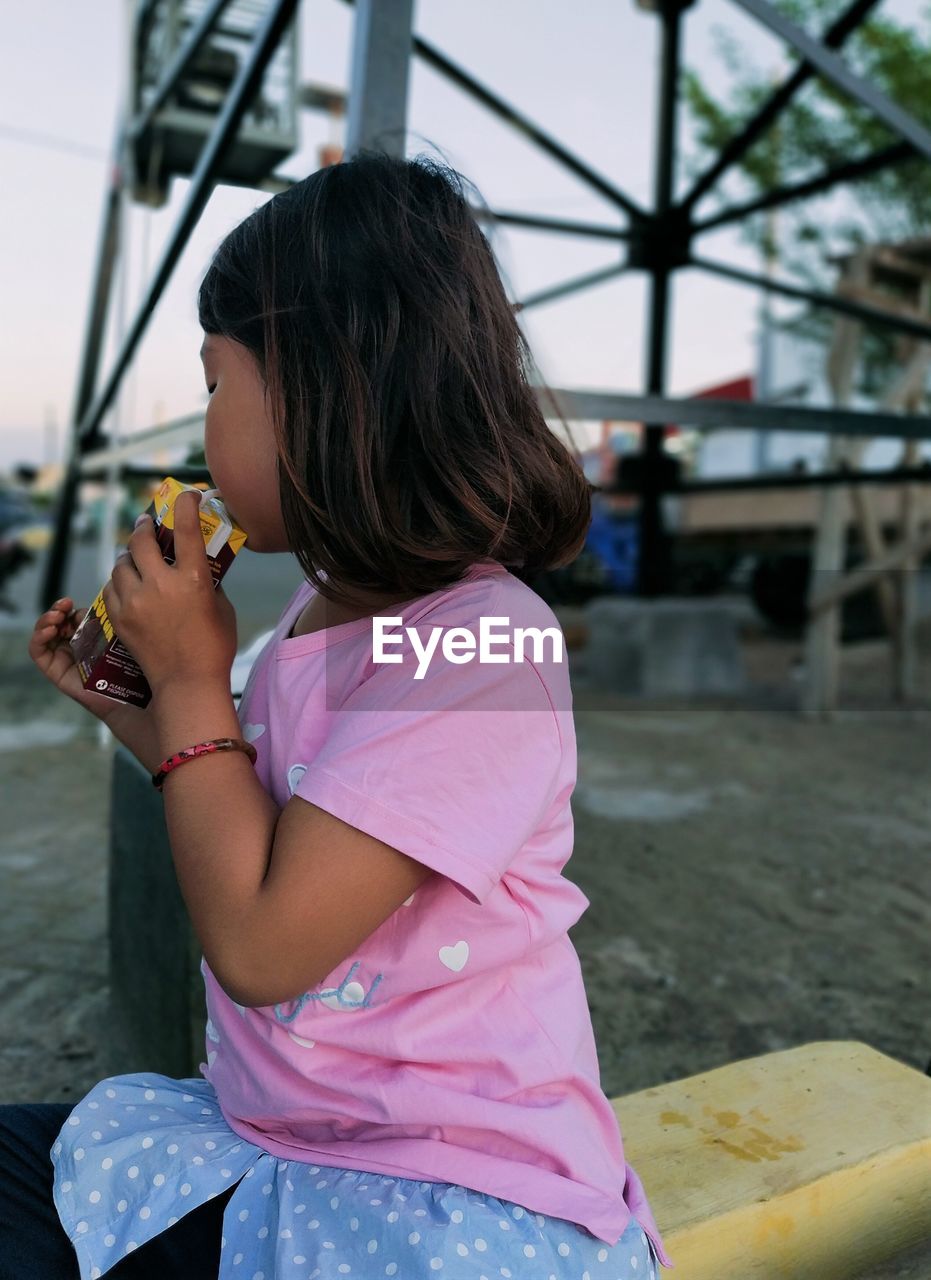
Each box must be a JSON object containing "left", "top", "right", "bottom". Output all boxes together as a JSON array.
[{"left": 198, "top": 149, "right": 592, "bottom": 603}]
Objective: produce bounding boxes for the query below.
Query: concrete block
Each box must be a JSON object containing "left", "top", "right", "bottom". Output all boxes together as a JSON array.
[
  {"left": 613, "top": 1040, "right": 931, "bottom": 1279},
  {"left": 108, "top": 745, "right": 205, "bottom": 1077},
  {"left": 584, "top": 596, "right": 749, "bottom": 697}
]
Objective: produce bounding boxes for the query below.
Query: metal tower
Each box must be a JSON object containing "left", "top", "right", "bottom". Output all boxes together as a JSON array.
[{"left": 40, "top": 0, "right": 931, "bottom": 618}]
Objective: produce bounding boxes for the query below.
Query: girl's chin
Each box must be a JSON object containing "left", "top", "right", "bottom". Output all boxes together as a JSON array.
[
  {"left": 220, "top": 504, "right": 251, "bottom": 545},
  {"left": 239, "top": 529, "right": 285, "bottom": 555}
]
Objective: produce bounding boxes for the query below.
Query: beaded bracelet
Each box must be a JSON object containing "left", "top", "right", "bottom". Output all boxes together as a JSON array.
[{"left": 152, "top": 737, "right": 258, "bottom": 791}]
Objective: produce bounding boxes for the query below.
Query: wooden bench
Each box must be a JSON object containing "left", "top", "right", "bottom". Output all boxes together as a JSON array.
[{"left": 612, "top": 1040, "right": 931, "bottom": 1278}]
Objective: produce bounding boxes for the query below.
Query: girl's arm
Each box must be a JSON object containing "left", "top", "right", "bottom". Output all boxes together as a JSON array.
[
  {"left": 102, "top": 703, "right": 166, "bottom": 775},
  {"left": 111, "top": 498, "right": 427, "bottom": 1009},
  {"left": 149, "top": 676, "right": 283, "bottom": 1005},
  {"left": 149, "top": 675, "right": 432, "bottom": 1010}
]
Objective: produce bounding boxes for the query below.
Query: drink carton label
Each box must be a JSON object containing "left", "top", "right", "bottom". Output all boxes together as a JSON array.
[{"left": 69, "top": 477, "right": 247, "bottom": 708}]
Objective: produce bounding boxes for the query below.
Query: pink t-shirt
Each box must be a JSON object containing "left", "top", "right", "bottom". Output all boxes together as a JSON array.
[{"left": 201, "top": 560, "right": 672, "bottom": 1265}]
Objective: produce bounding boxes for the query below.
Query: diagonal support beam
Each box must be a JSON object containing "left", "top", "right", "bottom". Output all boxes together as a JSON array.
[
  {"left": 413, "top": 36, "right": 647, "bottom": 221},
  {"left": 690, "top": 254, "right": 931, "bottom": 343},
  {"left": 513, "top": 262, "right": 627, "bottom": 313},
  {"left": 680, "top": 0, "right": 881, "bottom": 212},
  {"left": 471, "top": 208, "right": 630, "bottom": 242},
  {"left": 76, "top": 0, "right": 299, "bottom": 448},
  {"left": 693, "top": 142, "right": 913, "bottom": 234},
  {"left": 255, "top": 172, "right": 631, "bottom": 242},
  {"left": 336, "top": 0, "right": 646, "bottom": 221},
  {"left": 809, "top": 525, "right": 931, "bottom": 616},
  {"left": 731, "top": 0, "right": 931, "bottom": 162},
  {"left": 39, "top": 0, "right": 299, "bottom": 612}
]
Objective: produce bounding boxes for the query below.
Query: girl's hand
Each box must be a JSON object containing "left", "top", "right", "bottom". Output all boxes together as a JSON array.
[
  {"left": 28, "top": 596, "right": 119, "bottom": 722},
  {"left": 103, "top": 488, "right": 238, "bottom": 697}
]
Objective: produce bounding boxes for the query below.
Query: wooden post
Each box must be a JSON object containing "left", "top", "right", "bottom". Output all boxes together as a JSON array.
[
  {"left": 893, "top": 285, "right": 931, "bottom": 701},
  {"left": 803, "top": 246, "right": 931, "bottom": 718},
  {"left": 896, "top": 437, "right": 923, "bottom": 701},
  {"left": 847, "top": 433, "right": 900, "bottom": 638},
  {"left": 879, "top": 275, "right": 931, "bottom": 701},
  {"left": 802, "top": 434, "right": 848, "bottom": 720},
  {"left": 808, "top": 526, "right": 931, "bottom": 616},
  {"left": 802, "top": 251, "right": 869, "bottom": 720},
  {"left": 829, "top": 280, "right": 931, "bottom": 649}
]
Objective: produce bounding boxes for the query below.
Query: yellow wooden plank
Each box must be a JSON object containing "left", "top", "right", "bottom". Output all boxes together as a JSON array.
[{"left": 611, "top": 1041, "right": 931, "bottom": 1279}]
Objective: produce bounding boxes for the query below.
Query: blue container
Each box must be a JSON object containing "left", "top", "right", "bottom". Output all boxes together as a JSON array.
[{"left": 585, "top": 507, "right": 639, "bottom": 593}]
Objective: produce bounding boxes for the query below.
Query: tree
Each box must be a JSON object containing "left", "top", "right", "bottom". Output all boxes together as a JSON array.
[{"left": 683, "top": 0, "right": 931, "bottom": 393}]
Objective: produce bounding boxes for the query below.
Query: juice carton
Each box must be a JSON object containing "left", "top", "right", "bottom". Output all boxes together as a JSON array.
[{"left": 69, "top": 477, "right": 247, "bottom": 708}]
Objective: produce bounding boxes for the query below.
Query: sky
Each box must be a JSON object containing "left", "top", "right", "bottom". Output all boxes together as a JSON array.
[{"left": 0, "top": 0, "right": 917, "bottom": 473}]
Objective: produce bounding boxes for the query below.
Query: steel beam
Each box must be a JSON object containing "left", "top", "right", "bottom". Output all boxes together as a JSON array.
[
  {"left": 544, "top": 388, "right": 931, "bottom": 440},
  {"left": 74, "top": 387, "right": 931, "bottom": 496},
  {"left": 39, "top": 0, "right": 299, "bottom": 612},
  {"left": 514, "top": 262, "right": 627, "bottom": 312},
  {"left": 471, "top": 208, "right": 630, "bottom": 242},
  {"left": 76, "top": 0, "right": 299, "bottom": 452},
  {"left": 672, "top": 466, "right": 931, "bottom": 493},
  {"left": 731, "top": 0, "right": 931, "bottom": 163},
  {"left": 252, "top": 177, "right": 632, "bottom": 242},
  {"left": 637, "top": 0, "right": 690, "bottom": 597},
  {"left": 337, "top": 0, "right": 646, "bottom": 221},
  {"left": 344, "top": 0, "right": 414, "bottom": 159},
  {"left": 413, "top": 36, "right": 648, "bottom": 221},
  {"left": 71, "top": 146, "right": 125, "bottom": 448},
  {"left": 77, "top": 413, "right": 207, "bottom": 475},
  {"left": 82, "top": 463, "right": 213, "bottom": 484},
  {"left": 693, "top": 142, "right": 913, "bottom": 234},
  {"left": 84, "top": 461, "right": 931, "bottom": 493},
  {"left": 37, "top": 133, "right": 124, "bottom": 614},
  {"left": 690, "top": 255, "right": 931, "bottom": 343},
  {"left": 680, "top": 0, "right": 880, "bottom": 212}
]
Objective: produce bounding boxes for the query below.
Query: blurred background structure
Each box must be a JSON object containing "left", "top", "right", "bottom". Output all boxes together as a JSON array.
[
  {"left": 2, "top": 5, "right": 931, "bottom": 1276},
  {"left": 1, "top": 0, "right": 928, "bottom": 717}
]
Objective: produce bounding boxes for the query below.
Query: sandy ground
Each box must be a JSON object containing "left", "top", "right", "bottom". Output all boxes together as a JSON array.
[{"left": 2, "top": 547, "right": 929, "bottom": 1277}]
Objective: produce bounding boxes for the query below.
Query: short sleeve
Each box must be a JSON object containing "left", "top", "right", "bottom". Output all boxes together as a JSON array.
[{"left": 293, "top": 646, "right": 564, "bottom": 906}]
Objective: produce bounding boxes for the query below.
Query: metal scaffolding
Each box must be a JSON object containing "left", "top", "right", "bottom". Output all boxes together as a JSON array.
[{"left": 40, "top": 0, "right": 931, "bottom": 613}]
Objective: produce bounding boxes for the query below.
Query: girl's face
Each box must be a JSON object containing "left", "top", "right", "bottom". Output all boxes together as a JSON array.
[{"left": 201, "top": 334, "right": 290, "bottom": 553}]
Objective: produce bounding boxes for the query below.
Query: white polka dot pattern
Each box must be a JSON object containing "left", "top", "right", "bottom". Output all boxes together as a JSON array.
[{"left": 50, "top": 1073, "right": 662, "bottom": 1279}]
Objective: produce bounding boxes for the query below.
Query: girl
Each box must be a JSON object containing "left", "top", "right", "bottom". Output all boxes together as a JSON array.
[{"left": 15, "top": 151, "right": 674, "bottom": 1280}]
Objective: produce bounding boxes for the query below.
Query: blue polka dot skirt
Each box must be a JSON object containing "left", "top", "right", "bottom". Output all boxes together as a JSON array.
[{"left": 51, "top": 1072, "right": 663, "bottom": 1279}]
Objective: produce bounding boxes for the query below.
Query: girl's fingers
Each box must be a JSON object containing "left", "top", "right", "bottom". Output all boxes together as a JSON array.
[
  {"left": 33, "top": 599, "right": 80, "bottom": 640},
  {"left": 39, "top": 599, "right": 73, "bottom": 622},
  {"left": 35, "top": 613, "right": 67, "bottom": 639}
]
